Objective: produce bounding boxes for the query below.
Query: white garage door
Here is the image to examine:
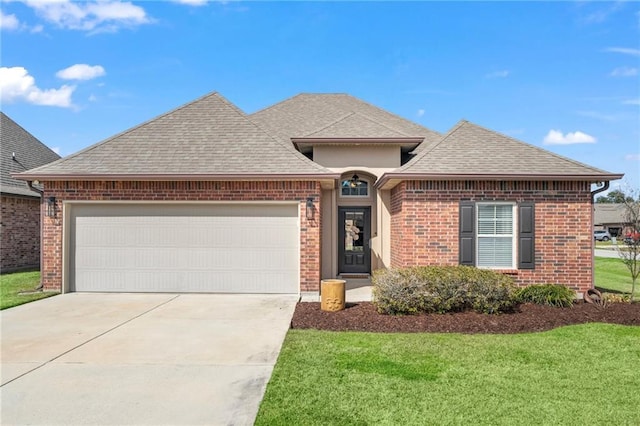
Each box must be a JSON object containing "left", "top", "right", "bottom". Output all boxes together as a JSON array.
[{"left": 70, "top": 203, "right": 299, "bottom": 293}]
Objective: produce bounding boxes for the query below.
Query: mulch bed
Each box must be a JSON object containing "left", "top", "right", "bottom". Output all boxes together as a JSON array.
[{"left": 292, "top": 302, "right": 640, "bottom": 334}]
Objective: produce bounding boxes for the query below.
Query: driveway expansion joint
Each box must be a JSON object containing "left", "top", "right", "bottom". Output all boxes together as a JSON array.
[{"left": 0, "top": 294, "right": 181, "bottom": 387}]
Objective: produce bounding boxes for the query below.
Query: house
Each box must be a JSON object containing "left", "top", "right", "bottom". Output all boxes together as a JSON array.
[
  {"left": 14, "top": 92, "right": 622, "bottom": 297},
  {"left": 1, "top": 112, "right": 61, "bottom": 272},
  {"left": 594, "top": 204, "right": 632, "bottom": 237}
]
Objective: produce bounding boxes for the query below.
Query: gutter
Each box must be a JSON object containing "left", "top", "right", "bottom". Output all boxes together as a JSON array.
[
  {"left": 12, "top": 173, "right": 342, "bottom": 181},
  {"left": 375, "top": 173, "right": 625, "bottom": 190}
]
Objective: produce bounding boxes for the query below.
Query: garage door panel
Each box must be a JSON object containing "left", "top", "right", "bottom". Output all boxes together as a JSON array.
[{"left": 71, "top": 204, "right": 300, "bottom": 293}]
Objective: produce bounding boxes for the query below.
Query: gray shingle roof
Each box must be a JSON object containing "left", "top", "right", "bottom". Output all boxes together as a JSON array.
[
  {"left": 250, "top": 93, "right": 441, "bottom": 143},
  {"left": 594, "top": 204, "right": 626, "bottom": 225},
  {"left": 1, "top": 112, "right": 60, "bottom": 197},
  {"left": 394, "top": 120, "right": 621, "bottom": 179},
  {"left": 18, "top": 92, "right": 334, "bottom": 179}
]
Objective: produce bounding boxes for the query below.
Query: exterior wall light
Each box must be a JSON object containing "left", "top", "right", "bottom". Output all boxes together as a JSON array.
[
  {"left": 349, "top": 174, "right": 360, "bottom": 188},
  {"left": 46, "top": 196, "right": 56, "bottom": 218},
  {"left": 306, "top": 197, "right": 315, "bottom": 220}
]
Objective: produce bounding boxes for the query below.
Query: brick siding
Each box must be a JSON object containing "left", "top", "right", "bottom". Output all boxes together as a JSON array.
[
  {"left": 390, "top": 180, "right": 594, "bottom": 294},
  {"left": 41, "top": 181, "right": 321, "bottom": 292},
  {"left": 1, "top": 195, "right": 41, "bottom": 272}
]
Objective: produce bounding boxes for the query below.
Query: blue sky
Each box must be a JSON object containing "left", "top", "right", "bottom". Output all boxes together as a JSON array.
[{"left": 1, "top": 1, "right": 638, "bottom": 191}]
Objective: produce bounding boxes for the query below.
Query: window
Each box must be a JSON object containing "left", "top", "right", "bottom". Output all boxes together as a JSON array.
[
  {"left": 340, "top": 179, "right": 368, "bottom": 197},
  {"left": 476, "top": 203, "right": 515, "bottom": 268},
  {"left": 459, "top": 201, "right": 535, "bottom": 270}
]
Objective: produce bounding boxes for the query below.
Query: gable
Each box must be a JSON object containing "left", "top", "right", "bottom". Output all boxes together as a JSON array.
[
  {"left": 376, "top": 120, "right": 622, "bottom": 188},
  {"left": 1, "top": 113, "right": 60, "bottom": 197},
  {"left": 16, "top": 92, "right": 335, "bottom": 180}
]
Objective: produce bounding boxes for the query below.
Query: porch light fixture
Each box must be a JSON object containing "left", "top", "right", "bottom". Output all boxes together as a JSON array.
[
  {"left": 46, "top": 196, "right": 56, "bottom": 218},
  {"left": 306, "top": 197, "right": 315, "bottom": 220},
  {"left": 349, "top": 174, "right": 360, "bottom": 188}
]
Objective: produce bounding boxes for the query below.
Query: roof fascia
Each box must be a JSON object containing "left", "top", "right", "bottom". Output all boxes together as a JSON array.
[{"left": 375, "top": 172, "right": 626, "bottom": 190}]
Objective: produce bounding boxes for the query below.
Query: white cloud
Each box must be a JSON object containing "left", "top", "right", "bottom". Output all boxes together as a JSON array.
[
  {"left": 485, "top": 70, "right": 510, "bottom": 78},
  {"left": 0, "top": 66, "right": 75, "bottom": 108},
  {"left": 605, "top": 47, "right": 640, "bottom": 56},
  {"left": 610, "top": 66, "right": 638, "bottom": 77},
  {"left": 88, "top": 94, "right": 97, "bottom": 102},
  {"left": 20, "top": 0, "right": 150, "bottom": 32},
  {"left": 576, "top": 110, "right": 618, "bottom": 121},
  {"left": 543, "top": 129, "right": 596, "bottom": 145},
  {"left": 417, "top": 109, "right": 425, "bottom": 117},
  {"left": 0, "top": 10, "right": 20, "bottom": 31},
  {"left": 625, "top": 154, "right": 640, "bottom": 161},
  {"left": 56, "top": 64, "right": 105, "bottom": 80},
  {"left": 173, "top": 0, "right": 208, "bottom": 5},
  {"left": 623, "top": 99, "right": 640, "bottom": 105}
]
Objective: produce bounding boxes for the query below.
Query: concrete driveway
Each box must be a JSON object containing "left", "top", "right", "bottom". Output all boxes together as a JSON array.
[{"left": 0, "top": 293, "right": 297, "bottom": 425}]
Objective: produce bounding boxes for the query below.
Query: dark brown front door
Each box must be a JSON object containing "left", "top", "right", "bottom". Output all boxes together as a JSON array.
[{"left": 338, "top": 207, "right": 371, "bottom": 274}]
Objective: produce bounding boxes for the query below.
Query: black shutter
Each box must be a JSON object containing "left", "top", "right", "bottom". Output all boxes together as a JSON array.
[
  {"left": 518, "top": 202, "right": 535, "bottom": 269},
  {"left": 459, "top": 201, "right": 475, "bottom": 266}
]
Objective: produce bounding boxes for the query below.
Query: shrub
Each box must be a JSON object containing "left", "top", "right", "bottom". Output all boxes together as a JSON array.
[
  {"left": 515, "top": 284, "right": 575, "bottom": 307},
  {"left": 372, "top": 266, "right": 517, "bottom": 315},
  {"left": 601, "top": 292, "right": 631, "bottom": 304}
]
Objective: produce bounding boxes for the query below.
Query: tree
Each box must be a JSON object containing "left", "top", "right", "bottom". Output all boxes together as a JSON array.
[
  {"left": 617, "top": 191, "right": 640, "bottom": 302},
  {"left": 596, "top": 189, "right": 635, "bottom": 204}
]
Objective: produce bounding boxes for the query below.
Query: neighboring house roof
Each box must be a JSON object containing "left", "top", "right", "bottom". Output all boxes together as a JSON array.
[
  {"left": 250, "top": 93, "right": 442, "bottom": 144},
  {"left": 16, "top": 92, "right": 336, "bottom": 181},
  {"left": 594, "top": 204, "right": 627, "bottom": 225},
  {"left": 1, "top": 112, "right": 60, "bottom": 197},
  {"left": 377, "top": 120, "right": 623, "bottom": 188}
]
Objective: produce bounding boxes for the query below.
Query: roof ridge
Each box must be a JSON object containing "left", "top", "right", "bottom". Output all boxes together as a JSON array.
[
  {"left": 1, "top": 112, "right": 60, "bottom": 159},
  {"left": 231, "top": 101, "right": 335, "bottom": 173},
  {"left": 249, "top": 93, "right": 305, "bottom": 116},
  {"left": 399, "top": 119, "right": 467, "bottom": 172},
  {"left": 302, "top": 112, "right": 355, "bottom": 137},
  {"left": 339, "top": 93, "right": 439, "bottom": 137},
  {"left": 465, "top": 120, "right": 613, "bottom": 175},
  {"left": 25, "top": 91, "right": 223, "bottom": 174}
]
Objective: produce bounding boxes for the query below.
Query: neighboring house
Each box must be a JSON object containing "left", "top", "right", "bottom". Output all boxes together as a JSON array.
[
  {"left": 1, "top": 112, "right": 60, "bottom": 272},
  {"left": 15, "top": 92, "right": 622, "bottom": 297},
  {"left": 594, "top": 204, "right": 632, "bottom": 237}
]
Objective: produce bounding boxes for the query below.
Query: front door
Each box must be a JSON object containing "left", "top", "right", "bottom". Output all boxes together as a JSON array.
[{"left": 338, "top": 207, "right": 371, "bottom": 274}]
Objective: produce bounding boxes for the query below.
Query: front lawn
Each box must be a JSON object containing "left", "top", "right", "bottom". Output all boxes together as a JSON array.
[
  {"left": 257, "top": 325, "right": 640, "bottom": 425},
  {"left": 595, "top": 256, "right": 639, "bottom": 296},
  {"left": 0, "top": 271, "right": 57, "bottom": 310}
]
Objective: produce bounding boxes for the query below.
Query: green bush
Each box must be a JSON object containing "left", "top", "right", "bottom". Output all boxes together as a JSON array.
[
  {"left": 372, "top": 266, "right": 517, "bottom": 315},
  {"left": 515, "top": 284, "right": 575, "bottom": 307}
]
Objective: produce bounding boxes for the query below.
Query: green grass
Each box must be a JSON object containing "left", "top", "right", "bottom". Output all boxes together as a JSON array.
[
  {"left": 595, "top": 256, "right": 639, "bottom": 296},
  {"left": 257, "top": 325, "right": 640, "bottom": 425},
  {"left": 0, "top": 270, "right": 57, "bottom": 310}
]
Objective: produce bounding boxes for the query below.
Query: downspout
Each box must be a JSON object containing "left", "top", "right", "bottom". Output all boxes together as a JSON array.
[
  {"left": 27, "top": 181, "right": 45, "bottom": 291},
  {"left": 589, "top": 182, "right": 610, "bottom": 297}
]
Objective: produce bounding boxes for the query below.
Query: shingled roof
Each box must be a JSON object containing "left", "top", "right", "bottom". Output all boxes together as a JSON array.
[
  {"left": 250, "top": 93, "right": 441, "bottom": 144},
  {"left": 377, "top": 120, "right": 623, "bottom": 188},
  {"left": 17, "top": 92, "right": 335, "bottom": 180},
  {"left": 1, "top": 112, "right": 60, "bottom": 197}
]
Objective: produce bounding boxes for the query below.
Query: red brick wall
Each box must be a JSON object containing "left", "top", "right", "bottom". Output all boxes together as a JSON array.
[
  {"left": 1, "top": 195, "right": 41, "bottom": 272},
  {"left": 390, "top": 180, "right": 594, "bottom": 294},
  {"left": 41, "top": 181, "right": 321, "bottom": 292}
]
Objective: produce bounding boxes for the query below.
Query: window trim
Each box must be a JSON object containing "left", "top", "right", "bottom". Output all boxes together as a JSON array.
[
  {"left": 475, "top": 202, "right": 517, "bottom": 270},
  {"left": 339, "top": 178, "right": 370, "bottom": 198}
]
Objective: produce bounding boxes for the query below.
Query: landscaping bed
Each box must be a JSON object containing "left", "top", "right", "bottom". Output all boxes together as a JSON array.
[{"left": 292, "top": 301, "right": 640, "bottom": 334}]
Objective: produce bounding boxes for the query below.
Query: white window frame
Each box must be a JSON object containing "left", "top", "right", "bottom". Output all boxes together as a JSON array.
[
  {"left": 475, "top": 202, "right": 517, "bottom": 269},
  {"left": 339, "top": 178, "right": 369, "bottom": 198}
]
